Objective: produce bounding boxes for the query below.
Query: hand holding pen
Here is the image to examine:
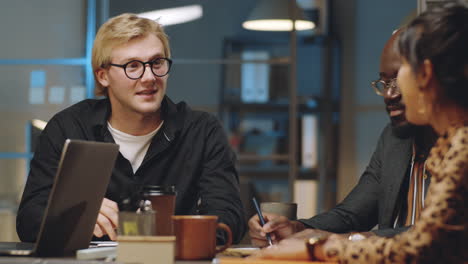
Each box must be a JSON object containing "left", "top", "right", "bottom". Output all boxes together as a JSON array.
[{"left": 252, "top": 197, "right": 273, "bottom": 246}]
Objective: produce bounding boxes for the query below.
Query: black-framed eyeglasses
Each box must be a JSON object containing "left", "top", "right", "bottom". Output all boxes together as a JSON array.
[
  {"left": 109, "top": 58, "right": 172, "bottom": 80},
  {"left": 371, "top": 77, "right": 398, "bottom": 96}
]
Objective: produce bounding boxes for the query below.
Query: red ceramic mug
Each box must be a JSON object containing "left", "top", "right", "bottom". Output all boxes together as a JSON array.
[{"left": 172, "top": 215, "right": 232, "bottom": 260}]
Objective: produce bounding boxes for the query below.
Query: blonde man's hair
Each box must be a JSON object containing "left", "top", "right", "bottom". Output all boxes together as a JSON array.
[{"left": 92, "top": 13, "right": 171, "bottom": 96}]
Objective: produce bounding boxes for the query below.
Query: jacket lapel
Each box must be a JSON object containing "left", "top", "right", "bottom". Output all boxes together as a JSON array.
[
  {"left": 142, "top": 96, "right": 184, "bottom": 164},
  {"left": 380, "top": 134, "right": 413, "bottom": 228}
]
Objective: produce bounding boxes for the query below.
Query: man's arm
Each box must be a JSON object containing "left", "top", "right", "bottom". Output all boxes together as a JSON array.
[
  {"left": 17, "top": 105, "right": 120, "bottom": 242},
  {"left": 298, "top": 125, "right": 390, "bottom": 233},
  {"left": 196, "top": 115, "right": 246, "bottom": 244},
  {"left": 16, "top": 117, "right": 66, "bottom": 242},
  {"left": 372, "top": 226, "right": 410, "bottom": 237}
]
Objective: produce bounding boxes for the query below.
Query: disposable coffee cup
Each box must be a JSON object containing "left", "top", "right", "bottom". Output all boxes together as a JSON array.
[
  {"left": 260, "top": 202, "right": 297, "bottom": 220},
  {"left": 141, "top": 185, "right": 176, "bottom": 235}
]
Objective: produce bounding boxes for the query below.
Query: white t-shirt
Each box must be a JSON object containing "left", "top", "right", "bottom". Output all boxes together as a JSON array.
[{"left": 107, "top": 121, "right": 163, "bottom": 173}]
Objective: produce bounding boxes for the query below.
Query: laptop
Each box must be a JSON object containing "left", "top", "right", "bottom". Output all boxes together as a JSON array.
[{"left": 0, "top": 139, "right": 119, "bottom": 257}]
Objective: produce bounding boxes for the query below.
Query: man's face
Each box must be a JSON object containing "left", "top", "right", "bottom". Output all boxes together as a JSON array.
[
  {"left": 97, "top": 34, "right": 168, "bottom": 118},
  {"left": 379, "top": 34, "right": 414, "bottom": 137}
]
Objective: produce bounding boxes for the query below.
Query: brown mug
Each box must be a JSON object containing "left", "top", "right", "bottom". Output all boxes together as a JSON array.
[
  {"left": 141, "top": 185, "right": 176, "bottom": 236},
  {"left": 172, "top": 215, "right": 232, "bottom": 260}
]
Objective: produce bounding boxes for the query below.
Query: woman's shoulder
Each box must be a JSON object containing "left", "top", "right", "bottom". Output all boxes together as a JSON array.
[
  {"left": 446, "top": 126, "right": 468, "bottom": 165},
  {"left": 447, "top": 126, "right": 468, "bottom": 174},
  {"left": 452, "top": 126, "right": 468, "bottom": 147}
]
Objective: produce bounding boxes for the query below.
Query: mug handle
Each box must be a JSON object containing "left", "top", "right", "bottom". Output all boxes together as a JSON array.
[{"left": 215, "top": 223, "right": 232, "bottom": 253}]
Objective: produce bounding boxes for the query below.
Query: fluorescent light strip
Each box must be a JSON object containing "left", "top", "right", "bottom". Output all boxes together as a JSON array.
[
  {"left": 242, "top": 19, "right": 315, "bottom": 31},
  {"left": 138, "top": 5, "right": 203, "bottom": 26}
]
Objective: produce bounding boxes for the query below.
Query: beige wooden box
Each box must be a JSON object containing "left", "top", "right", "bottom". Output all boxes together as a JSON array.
[{"left": 117, "top": 235, "right": 176, "bottom": 264}]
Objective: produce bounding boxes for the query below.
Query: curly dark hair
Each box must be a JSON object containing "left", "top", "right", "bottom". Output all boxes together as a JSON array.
[{"left": 398, "top": 2, "right": 468, "bottom": 109}]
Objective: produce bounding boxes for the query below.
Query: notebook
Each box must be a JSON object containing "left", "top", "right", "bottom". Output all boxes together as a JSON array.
[{"left": 0, "top": 139, "right": 119, "bottom": 257}]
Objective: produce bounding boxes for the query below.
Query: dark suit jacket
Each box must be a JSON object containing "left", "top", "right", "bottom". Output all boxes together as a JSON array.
[{"left": 299, "top": 124, "right": 413, "bottom": 237}]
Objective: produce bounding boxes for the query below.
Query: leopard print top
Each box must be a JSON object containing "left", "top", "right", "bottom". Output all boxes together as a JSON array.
[{"left": 324, "top": 126, "right": 468, "bottom": 264}]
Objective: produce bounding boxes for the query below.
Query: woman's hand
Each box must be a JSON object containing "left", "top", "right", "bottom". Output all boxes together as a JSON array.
[
  {"left": 313, "top": 234, "right": 345, "bottom": 261},
  {"left": 249, "top": 236, "right": 310, "bottom": 260},
  {"left": 250, "top": 232, "right": 348, "bottom": 261}
]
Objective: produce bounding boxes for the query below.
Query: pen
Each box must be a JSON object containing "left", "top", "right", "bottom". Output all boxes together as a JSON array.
[{"left": 252, "top": 197, "right": 273, "bottom": 246}]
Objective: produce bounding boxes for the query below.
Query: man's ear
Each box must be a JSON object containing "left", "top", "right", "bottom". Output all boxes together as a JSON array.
[
  {"left": 95, "top": 68, "right": 109, "bottom": 88},
  {"left": 417, "top": 59, "right": 434, "bottom": 92}
]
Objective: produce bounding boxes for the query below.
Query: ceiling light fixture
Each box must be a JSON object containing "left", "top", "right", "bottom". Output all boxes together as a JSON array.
[{"left": 243, "top": 0, "right": 315, "bottom": 31}]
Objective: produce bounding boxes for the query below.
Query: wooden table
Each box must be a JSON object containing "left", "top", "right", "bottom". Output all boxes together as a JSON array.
[
  {"left": 0, "top": 257, "right": 212, "bottom": 264},
  {"left": 0, "top": 257, "right": 334, "bottom": 264}
]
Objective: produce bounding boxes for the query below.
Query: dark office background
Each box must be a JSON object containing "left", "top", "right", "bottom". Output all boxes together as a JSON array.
[{"left": 0, "top": 0, "right": 416, "bottom": 241}]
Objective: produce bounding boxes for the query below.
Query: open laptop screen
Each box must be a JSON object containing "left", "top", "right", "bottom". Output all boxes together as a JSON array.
[{"left": 32, "top": 139, "right": 118, "bottom": 257}]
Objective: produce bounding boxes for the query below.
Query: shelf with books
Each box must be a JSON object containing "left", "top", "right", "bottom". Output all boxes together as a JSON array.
[{"left": 219, "top": 32, "right": 340, "bottom": 213}]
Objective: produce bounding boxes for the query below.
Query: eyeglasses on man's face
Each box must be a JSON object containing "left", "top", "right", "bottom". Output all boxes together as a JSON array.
[
  {"left": 109, "top": 58, "right": 173, "bottom": 80},
  {"left": 371, "top": 77, "right": 398, "bottom": 96}
]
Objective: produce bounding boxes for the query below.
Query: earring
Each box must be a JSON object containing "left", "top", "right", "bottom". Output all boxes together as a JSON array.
[{"left": 418, "top": 92, "right": 426, "bottom": 114}]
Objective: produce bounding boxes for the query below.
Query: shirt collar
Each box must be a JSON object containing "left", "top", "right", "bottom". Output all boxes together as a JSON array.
[
  {"left": 89, "top": 98, "right": 111, "bottom": 140},
  {"left": 160, "top": 96, "right": 184, "bottom": 142},
  {"left": 90, "top": 96, "right": 184, "bottom": 141}
]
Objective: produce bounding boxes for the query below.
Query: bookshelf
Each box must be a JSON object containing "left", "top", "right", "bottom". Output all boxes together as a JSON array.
[{"left": 218, "top": 33, "right": 341, "bottom": 214}]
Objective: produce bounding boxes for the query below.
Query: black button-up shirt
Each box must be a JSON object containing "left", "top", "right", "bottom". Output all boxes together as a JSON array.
[{"left": 17, "top": 96, "right": 246, "bottom": 244}]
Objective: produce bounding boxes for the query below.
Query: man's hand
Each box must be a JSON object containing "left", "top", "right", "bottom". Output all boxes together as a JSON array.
[
  {"left": 94, "top": 198, "right": 119, "bottom": 241},
  {"left": 248, "top": 213, "right": 305, "bottom": 247}
]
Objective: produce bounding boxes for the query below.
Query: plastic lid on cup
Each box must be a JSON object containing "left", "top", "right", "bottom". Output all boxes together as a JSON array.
[{"left": 142, "top": 185, "right": 176, "bottom": 195}]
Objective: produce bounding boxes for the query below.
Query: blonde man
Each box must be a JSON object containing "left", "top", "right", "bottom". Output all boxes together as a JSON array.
[{"left": 17, "top": 13, "right": 245, "bottom": 244}]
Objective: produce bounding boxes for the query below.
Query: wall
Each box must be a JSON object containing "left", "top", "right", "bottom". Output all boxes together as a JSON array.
[
  {"left": 0, "top": 0, "right": 419, "bottom": 234},
  {"left": 0, "top": 0, "right": 88, "bottom": 241}
]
